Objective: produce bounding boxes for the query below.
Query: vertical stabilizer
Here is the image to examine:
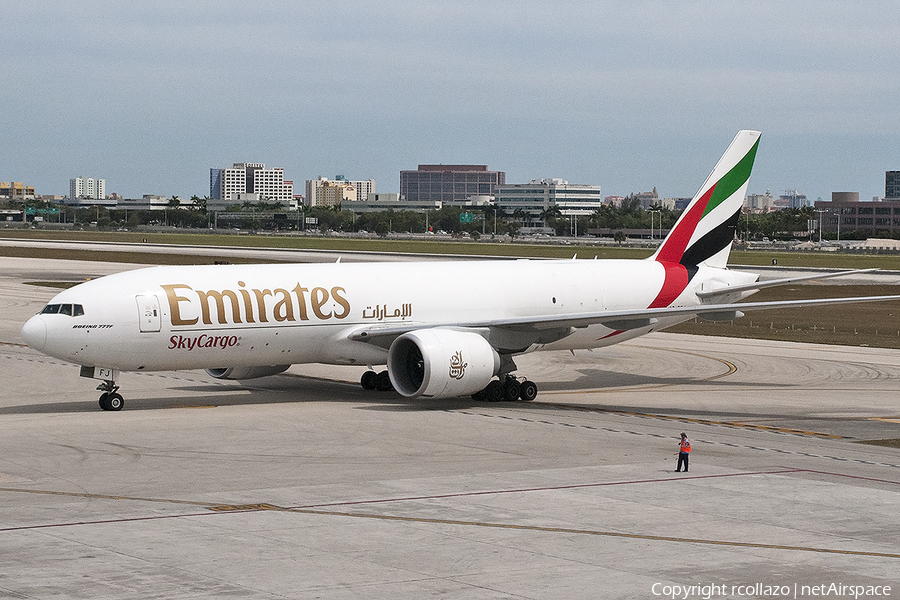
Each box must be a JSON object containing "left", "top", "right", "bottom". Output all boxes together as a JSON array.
[{"left": 652, "top": 130, "right": 760, "bottom": 269}]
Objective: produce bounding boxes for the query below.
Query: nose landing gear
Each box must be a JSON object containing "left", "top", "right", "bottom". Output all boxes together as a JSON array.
[{"left": 97, "top": 380, "right": 124, "bottom": 411}]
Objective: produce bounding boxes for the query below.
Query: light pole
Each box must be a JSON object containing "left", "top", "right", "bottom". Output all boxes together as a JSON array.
[
  {"left": 814, "top": 209, "right": 827, "bottom": 243},
  {"left": 745, "top": 207, "right": 751, "bottom": 241},
  {"left": 648, "top": 209, "right": 660, "bottom": 241}
]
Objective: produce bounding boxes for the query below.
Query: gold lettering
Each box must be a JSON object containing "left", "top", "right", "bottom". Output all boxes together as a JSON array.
[
  {"left": 196, "top": 289, "right": 242, "bottom": 325},
  {"left": 161, "top": 284, "right": 198, "bottom": 326},
  {"left": 331, "top": 286, "right": 350, "bottom": 319},
  {"left": 272, "top": 288, "right": 294, "bottom": 322},
  {"left": 292, "top": 285, "right": 309, "bottom": 320},
  {"left": 310, "top": 287, "right": 331, "bottom": 319},
  {"left": 253, "top": 288, "right": 273, "bottom": 323},
  {"left": 237, "top": 281, "right": 255, "bottom": 323}
]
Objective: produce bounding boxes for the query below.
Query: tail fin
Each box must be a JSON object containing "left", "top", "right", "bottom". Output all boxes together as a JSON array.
[{"left": 651, "top": 130, "right": 760, "bottom": 269}]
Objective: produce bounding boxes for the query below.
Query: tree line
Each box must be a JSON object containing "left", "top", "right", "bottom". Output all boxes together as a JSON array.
[{"left": 10, "top": 196, "right": 879, "bottom": 241}]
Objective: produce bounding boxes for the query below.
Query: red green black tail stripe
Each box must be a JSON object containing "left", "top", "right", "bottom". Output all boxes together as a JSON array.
[{"left": 655, "top": 137, "right": 759, "bottom": 266}]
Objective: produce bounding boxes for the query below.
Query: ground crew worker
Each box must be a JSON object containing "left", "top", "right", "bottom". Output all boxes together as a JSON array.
[{"left": 676, "top": 432, "right": 691, "bottom": 472}]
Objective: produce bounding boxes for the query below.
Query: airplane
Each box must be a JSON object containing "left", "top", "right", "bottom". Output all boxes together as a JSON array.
[{"left": 19, "top": 130, "right": 900, "bottom": 410}]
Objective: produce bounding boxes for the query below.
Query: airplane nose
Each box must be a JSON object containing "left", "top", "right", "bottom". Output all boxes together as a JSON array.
[{"left": 21, "top": 315, "right": 47, "bottom": 351}]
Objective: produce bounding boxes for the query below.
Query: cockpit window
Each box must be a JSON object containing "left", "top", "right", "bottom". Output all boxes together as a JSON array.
[{"left": 40, "top": 303, "right": 84, "bottom": 317}]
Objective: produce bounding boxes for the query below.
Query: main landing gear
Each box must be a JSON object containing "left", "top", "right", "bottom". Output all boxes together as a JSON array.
[
  {"left": 360, "top": 370, "right": 394, "bottom": 392},
  {"left": 358, "top": 370, "right": 538, "bottom": 402},
  {"left": 472, "top": 375, "right": 538, "bottom": 403},
  {"left": 97, "top": 380, "right": 124, "bottom": 411}
]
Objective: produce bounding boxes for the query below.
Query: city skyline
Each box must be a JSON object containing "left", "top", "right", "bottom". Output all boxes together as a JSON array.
[{"left": 3, "top": 2, "right": 898, "bottom": 203}]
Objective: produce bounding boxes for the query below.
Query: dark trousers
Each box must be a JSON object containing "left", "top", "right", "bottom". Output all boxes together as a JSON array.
[{"left": 677, "top": 452, "right": 689, "bottom": 472}]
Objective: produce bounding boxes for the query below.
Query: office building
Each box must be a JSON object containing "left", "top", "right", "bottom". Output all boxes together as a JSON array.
[
  {"left": 813, "top": 192, "right": 900, "bottom": 237},
  {"left": 400, "top": 165, "right": 505, "bottom": 205},
  {"left": 210, "top": 163, "right": 294, "bottom": 210},
  {"left": 494, "top": 179, "right": 603, "bottom": 228},
  {"left": 886, "top": 171, "right": 900, "bottom": 200},
  {"left": 341, "top": 193, "right": 441, "bottom": 214}
]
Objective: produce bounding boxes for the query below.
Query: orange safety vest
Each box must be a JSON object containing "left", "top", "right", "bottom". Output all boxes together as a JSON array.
[{"left": 679, "top": 439, "right": 692, "bottom": 453}]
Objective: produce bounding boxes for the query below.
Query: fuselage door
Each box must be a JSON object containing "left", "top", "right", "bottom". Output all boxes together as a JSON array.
[{"left": 136, "top": 294, "right": 162, "bottom": 333}]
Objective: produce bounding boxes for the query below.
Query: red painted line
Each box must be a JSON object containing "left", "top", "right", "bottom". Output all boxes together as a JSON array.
[
  {"left": 0, "top": 511, "right": 217, "bottom": 533},
  {"left": 783, "top": 468, "right": 900, "bottom": 486},
  {"left": 287, "top": 469, "right": 803, "bottom": 510}
]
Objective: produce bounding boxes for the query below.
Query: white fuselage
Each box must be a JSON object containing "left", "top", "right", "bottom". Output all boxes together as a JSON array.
[{"left": 21, "top": 258, "right": 756, "bottom": 372}]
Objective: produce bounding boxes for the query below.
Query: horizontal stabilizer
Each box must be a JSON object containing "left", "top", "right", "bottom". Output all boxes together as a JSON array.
[{"left": 697, "top": 268, "right": 879, "bottom": 300}]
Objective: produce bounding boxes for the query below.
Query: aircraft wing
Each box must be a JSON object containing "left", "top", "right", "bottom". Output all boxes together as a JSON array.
[{"left": 349, "top": 293, "right": 900, "bottom": 344}]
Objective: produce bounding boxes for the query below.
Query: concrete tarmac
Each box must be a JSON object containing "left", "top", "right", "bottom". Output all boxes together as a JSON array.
[{"left": 2, "top": 256, "right": 900, "bottom": 599}]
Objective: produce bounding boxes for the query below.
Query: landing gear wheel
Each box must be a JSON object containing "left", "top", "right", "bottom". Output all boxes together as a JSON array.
[
  {"left": 360, "top": 370, "right": 378, "bottom": 390},
  {"left": 99, "top": 392, "right": 124, "bottom": 411},
  {"left": 106, "top": 393, "right": 124, "bottom": 411},
  {"left": 484, "top": 381, "right": 503, "bottom": 402},
  {"left": 502, "top": 378, "right": 521, "bottom": 402},
  {"left": 96, "top": 379, "right": 123, "bottom": 411},
  {"left": 519, "top": 380, "right": 538, "bottom": 402},
  {"left": 375, "top": 370, "right": 393, "bottom": 392}
]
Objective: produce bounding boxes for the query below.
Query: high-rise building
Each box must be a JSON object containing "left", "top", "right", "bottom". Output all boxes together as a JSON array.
[
  {"left": 209, "top": 163, "right": 294, "bottom": 209},
  {"left": 779, "top": 190, "right": 809, "bottom": 209},
  {"left": 886, "top": 171, "right": 900, "bottom": 200},
  {"left": 745, "top": 191, "right": 774, "bottom": 213},
  {"left": 69, "top": 176, "right": 106, "bottom": 200},
  {"left": 400, "top": 165, "right": 505, "bottom": 205}
]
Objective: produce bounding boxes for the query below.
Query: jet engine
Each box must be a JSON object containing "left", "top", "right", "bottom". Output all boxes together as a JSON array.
[
  {"left": 388, "top": 329, "right": 500, "bottom": 399},
  {"left": 205, "top": 365, "right": 291, "bottom": 380}
]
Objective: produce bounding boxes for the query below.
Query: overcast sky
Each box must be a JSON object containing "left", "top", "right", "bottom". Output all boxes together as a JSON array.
[{"left": 2, "top": 1, "right": 898, "bottom": 202}]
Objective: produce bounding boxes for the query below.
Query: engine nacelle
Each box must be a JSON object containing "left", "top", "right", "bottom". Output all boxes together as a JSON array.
[
  {"left": 388, "top": 329, "right": 500, "bottom": 399},
  {"left": 205, "top": 365, "right": 291, "bottom": 380}
]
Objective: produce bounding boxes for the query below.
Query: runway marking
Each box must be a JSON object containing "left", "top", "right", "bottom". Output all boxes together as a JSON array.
[
  {"left": 460, "top": 404, "right": 845, "bottom": 439},
  {"left": 1, "top": 471, "right": 798, "bottom": 527},
  {"left": 208, "top": 503, "right": 283, "bottom": 512},
  {"left": 3, "top": 470, "right": 899, "bottom": 560},
  {"left": 523, "top": 343, "right": 842, "bottom": 438},
  {"left": 283, "top": 507, "right": 900, "bottom": 560},
  {"left": 0, "top": 486, "right": 219, "bottom": 508},
  {"left": 0, "top": 511, "right": 217, "bottom": 532},
  {"left": 453, "top": 409, "right": 900, "bottom": 468},
  {"left": 286, "top": 469, "right": 803, "bottom": 510},
  {"left": 542, "top": 345, "right": 738, "bottom": 397}
]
